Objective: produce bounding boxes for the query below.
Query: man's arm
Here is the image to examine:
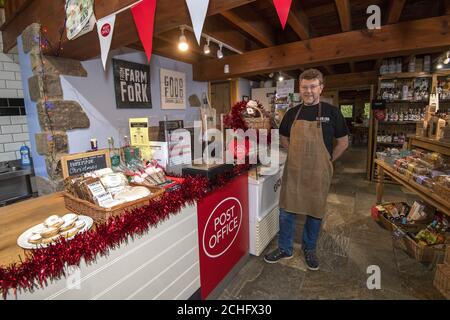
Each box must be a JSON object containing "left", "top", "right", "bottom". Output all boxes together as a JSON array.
[
  {"left": 280, "top": 135, "right": 290, "bottom": 150},
  {"left": 332, "top": 135, "right": 349, "bottom": 162}
]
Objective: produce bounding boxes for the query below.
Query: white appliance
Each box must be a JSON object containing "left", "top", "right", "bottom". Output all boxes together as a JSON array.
[{"left": 248, "top": 166, "right": 283, "bottom": 256}]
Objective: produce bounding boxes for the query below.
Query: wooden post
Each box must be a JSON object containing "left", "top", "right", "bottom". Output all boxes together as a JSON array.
[{"left": 376, "top": 164, "right": 384, "bottom": 204}]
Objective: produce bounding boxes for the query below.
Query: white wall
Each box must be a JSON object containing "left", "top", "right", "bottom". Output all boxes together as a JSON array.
[
  {"left": 0, "top": 31, "right": 30, "bottom": 163},
  {"left": 62, "top": 48, "right": 207, "bottom": 153}
]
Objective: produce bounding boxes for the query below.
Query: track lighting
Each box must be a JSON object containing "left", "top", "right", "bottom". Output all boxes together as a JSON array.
[
  {"left": 203, "top": 38, "right": 211, "bottom": 55},
  {"left": 217, "top": 43, "right": 224, "bottom": 59},
  {"left": 178, "top": 27, "right": 189, "bottom": 52},
  {"left": 278, "top": 73, "right": 284, "bottom": 82},
  {"left": 444, "top": 52, "right": 450, "bottom": 65}
]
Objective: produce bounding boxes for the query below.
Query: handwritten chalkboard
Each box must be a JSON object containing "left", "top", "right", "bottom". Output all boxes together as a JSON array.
[{"left": 61, "top": 150, "right": 111, "bottom": 178}]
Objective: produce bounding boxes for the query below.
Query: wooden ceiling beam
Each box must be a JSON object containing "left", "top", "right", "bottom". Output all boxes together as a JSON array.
[
  {"left": 193, "top": 15, "right": 450, "bottom": 81},
  {"left": 220, "top": 8, "right": 275, "bottom": 47},
  {"left": 335, "top": 0, "right": 352, "bottom": 32},
  {"left": 1, "top": 0, "right": 256, "bottom": 56},
  {"left": 203, "top": 15, "right": 261, "bottom": 53},
  {"left": 349, "top": 62, "right": 356, "bottom": 73},
  {"left": 287, "top": 4, "right": 310, "bottom": 40},
  {"left": 386, "top": 0, "right": 407, "bottom": 24}
]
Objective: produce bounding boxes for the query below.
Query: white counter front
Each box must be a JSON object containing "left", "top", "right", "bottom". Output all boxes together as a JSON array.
[{"left": 12, "top": 204, "right": 200, "bottom": 300}]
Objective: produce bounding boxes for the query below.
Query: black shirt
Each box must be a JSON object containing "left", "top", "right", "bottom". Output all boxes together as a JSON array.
[{"left": 279, "top": 102, "right": 349, "bottom": 157}]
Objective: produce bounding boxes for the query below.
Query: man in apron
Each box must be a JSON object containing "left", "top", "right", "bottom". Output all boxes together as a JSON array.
[{"left": 264, "top": 69, "right": 349, "bottom": 270}]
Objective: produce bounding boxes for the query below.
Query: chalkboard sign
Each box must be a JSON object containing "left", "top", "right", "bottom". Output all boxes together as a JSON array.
[
  {"left": 61, "top": 150, "right": 111, "bottom": 178},
  {"left": 113, "top": 58, "right": 152, "bottom": 109}
]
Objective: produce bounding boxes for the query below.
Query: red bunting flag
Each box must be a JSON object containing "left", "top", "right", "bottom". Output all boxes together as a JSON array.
[
  {"left": 131, "top": 0, "right": 157, "bottom": 62},
  {"left": 273, "top": 0, "right": 292, "bottom": 30}
]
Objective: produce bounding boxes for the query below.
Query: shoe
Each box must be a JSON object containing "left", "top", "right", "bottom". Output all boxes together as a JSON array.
[
  {"left": 303, "top": 249, "right": 319, "bottom": 271},
  {"left": 264, "top": 248, "right": 293, "bottom": 264}
]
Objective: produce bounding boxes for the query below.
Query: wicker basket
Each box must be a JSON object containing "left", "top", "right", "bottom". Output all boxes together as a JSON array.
[
  {"left": 445, "top": 246, "right": 450, "bottom": 266},
  {"left": 393, "top": 226, "right": 446, "bottom": 263},
  {"left": 432, "top": 183, "right": 450, "bottom": 203},
  {"left": 63, "top": 184, "right": 165, "bottom": 224},
  {"left": 243, "top": 106, "right": 271, "bottom": 130},
  {"left": 433, "top": 264, "right": 450, "bottom": 299}
]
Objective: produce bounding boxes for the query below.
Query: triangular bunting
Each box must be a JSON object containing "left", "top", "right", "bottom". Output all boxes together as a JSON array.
[
  {"left": 131, "top": 0, "right": 157, "bottom": 62},
  {"left": 97, "top": 14, "right": 116, "bottom": 70},
  {"left": 186, "top": 0, "right": 210, "bottom": 45},
  {"left": 273, "top": 0, "right": 292, "bottom": 30}
]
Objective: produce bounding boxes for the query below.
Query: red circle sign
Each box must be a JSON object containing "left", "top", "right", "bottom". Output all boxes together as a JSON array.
[
  {"left": 101, "top": 23, "right": 111, "bottom": 37},
  {"left": 202, "top": 197, "right": 242, "bottom": 258}
]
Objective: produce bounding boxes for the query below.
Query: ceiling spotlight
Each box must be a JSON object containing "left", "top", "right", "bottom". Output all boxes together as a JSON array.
[
  {"left": 437, "top": 63, "right": 444, "bottom": 70},
  {"left": 178, "top": 27, "right": 189, "bottom": 52},
  {"left": 444, "top": 52, "right": 450, "bottom": 65},
  {"left": 217, "top": 43, "right": 224, "bottom": 59},
  {"left": 268, "top": 73, "right": 274, "bottom": 78},
  {"left": 278, "top": 73, "right": 284, "bottom": 82},
  {"left": 203, "top": 38, "right": 211, "bottom": 55}
]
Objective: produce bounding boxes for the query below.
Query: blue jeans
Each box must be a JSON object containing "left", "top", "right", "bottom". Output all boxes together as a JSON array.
[{"left": 278, "top": 208, "right": 322, "bottom": 255}]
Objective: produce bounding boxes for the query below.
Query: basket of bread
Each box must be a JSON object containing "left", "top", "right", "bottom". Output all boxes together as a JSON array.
[{"left": 63, "top": 165, "right": 166, "bottom": 224}]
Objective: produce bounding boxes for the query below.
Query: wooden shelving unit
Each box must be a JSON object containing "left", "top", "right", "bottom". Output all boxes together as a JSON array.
[
  {"left": 375, "top": 160, "right": 450, "bottom": 217},
  {"left": 409, "top": 137, "right": 450, "bottom": 157}
]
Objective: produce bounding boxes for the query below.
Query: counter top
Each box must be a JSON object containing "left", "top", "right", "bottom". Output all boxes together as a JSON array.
[{"left": 0, "top": 193, "right": 68, "bottom": 266}]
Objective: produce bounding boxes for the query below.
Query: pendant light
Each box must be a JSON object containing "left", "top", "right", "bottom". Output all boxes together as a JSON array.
[
  {"left": 178, "top": 27, "right": 189, "bottom": 52},
  {"left": 444, "top": 52, "right": 450, "bottom": 65}
]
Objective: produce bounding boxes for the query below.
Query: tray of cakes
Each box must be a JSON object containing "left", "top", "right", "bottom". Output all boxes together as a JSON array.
[{"left": 17, "top": 213, "right": 93, "bottom": 249}]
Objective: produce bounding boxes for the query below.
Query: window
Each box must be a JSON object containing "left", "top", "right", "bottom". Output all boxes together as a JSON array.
[{"left": 340, "top": 105, "right": 354, "bottom": 118}]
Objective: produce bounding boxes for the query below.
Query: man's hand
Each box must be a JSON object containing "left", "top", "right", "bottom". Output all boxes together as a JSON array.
[
  {"left": 280, "top": 135, "right": 290, "bottom": 150},
  {"left": 332, "top": 136, "right": 349, "bottom": 162}
]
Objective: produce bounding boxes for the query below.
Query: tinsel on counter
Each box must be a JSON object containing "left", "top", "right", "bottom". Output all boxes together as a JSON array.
[{"left": 0, "top": 165, "right": 250, "bottom": 299}]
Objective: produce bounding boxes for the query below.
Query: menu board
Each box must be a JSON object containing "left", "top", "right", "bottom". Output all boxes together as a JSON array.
[{"left": 61, "top": 150, "right": 111, "bottom": 178}]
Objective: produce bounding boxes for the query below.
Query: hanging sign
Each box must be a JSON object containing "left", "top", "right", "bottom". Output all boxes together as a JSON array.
[
  {"left": 160, "top": 68, "right": 186, "bottom": 110},
  {"left": 65, "top": 0, "right": 96, "bottom": 40},
  {"left": 113, "top": 59, "right": 152, "bottom": 109}
]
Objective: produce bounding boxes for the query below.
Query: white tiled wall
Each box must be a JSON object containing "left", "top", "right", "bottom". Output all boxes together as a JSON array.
[
  {"left": 0, "top": 30, "right": 28, "bottom": 163},
  {"left": 0, "top": 32, "right": 23, "bottom": 98},
  {"left": 0, "top": 117, "right": 30, "bottom": 162}
]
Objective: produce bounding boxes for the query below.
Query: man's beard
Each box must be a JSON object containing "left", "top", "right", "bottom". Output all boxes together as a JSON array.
[{"left": 303, "top": 96, "right": 319, "bottom": 106}]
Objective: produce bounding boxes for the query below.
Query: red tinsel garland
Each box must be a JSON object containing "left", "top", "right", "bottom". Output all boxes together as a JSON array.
[{"left": 0, "top": 165, "right": 250, "bottom": 299}]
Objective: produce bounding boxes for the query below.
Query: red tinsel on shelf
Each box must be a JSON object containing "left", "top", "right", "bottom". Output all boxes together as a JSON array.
[{"left": 0, "top": 165, "right": 250, "bottom": 299}]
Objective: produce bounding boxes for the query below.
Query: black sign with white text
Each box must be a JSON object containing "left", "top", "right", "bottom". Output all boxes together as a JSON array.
[{"left": 113, "top": 59, "right": 152, "bottom": 109}]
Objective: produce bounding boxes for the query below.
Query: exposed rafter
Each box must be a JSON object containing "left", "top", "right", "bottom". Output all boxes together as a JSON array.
[
  {"left": 220, "top": 8, "right": 275, "bottom": 47},
  {"left": 287, "top": 3, "right": 310, "bottom": 40},
  {"left": 386, "top": 0, "right": 407, "bottom": 24},
  {"left": 335, "top": 0, "right": 352, "bottom": 32}
]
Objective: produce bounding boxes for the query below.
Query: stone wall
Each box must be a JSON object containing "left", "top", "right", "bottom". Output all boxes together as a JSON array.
[{"left": 22, "top": 23, "right": 89, "bottom": 195}]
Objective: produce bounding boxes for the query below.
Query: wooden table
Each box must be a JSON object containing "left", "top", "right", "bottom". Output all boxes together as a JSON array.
[
  {"left": 409, "top": 137, "right": 450, "bottom": 157},
  {"left": 0, "top": 193, "right": 68, "bottom": 266},
  {"left": 375, "top": 160, "right": 450, "bottom": 216}
]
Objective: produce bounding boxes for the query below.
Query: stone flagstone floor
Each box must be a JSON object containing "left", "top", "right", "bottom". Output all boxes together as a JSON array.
[{"left": 218, "top": 146, "right": 446, "bottom": 300}]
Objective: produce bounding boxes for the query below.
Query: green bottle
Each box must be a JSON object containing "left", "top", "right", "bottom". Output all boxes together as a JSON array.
[{"left": 108, "top": 137, "right": 121, "bottom": 169}]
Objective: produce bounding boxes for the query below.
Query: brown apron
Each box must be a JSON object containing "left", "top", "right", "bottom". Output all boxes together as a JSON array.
[{"left": 279, "top": 103, "right": 333, "bottom": 219}]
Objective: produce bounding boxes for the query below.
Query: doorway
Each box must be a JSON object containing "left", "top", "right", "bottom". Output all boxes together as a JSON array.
[{"left": 210, "top": 81, "right": 231, "bottom": 115}]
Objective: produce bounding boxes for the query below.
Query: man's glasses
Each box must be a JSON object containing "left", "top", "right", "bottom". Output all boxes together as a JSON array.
[{"left": 300, "top": 84, "right": 322, "bottom": 91}]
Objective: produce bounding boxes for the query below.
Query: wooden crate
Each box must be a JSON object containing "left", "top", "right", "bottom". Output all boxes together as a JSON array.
[{"left": 433, "top": 264, "right": 450, "bottom": 299}]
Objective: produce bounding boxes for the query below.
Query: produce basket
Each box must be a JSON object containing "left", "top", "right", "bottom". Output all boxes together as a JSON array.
[
  {"left": 392, "top": 226, "right": 446, "bottom": 263},
  {"left": 63, "top": 184, "right": 165, "bottom": 224},
  {"left": 433, "top": 264, "right": 450, "bottom": 299},
  {"left": 432, "top": 181, "right": 450, "bottom": 203}
]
